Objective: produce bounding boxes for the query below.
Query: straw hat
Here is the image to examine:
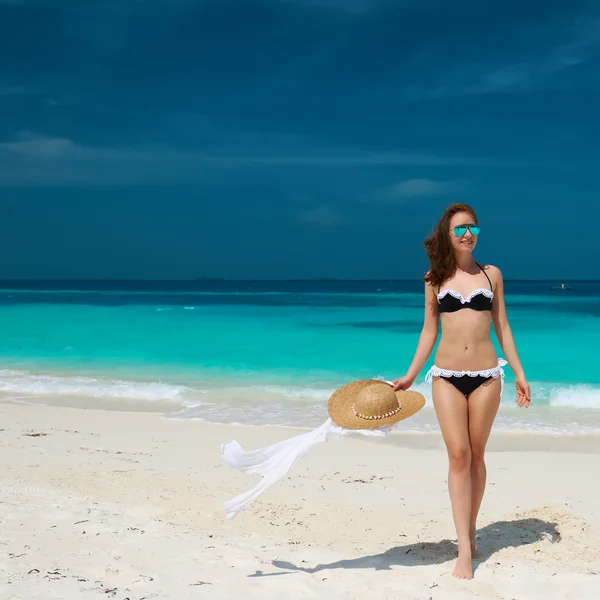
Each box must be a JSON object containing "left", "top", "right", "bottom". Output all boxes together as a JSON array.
[{"left": 328, "top": 379, "right": 425, "bottom": 430}]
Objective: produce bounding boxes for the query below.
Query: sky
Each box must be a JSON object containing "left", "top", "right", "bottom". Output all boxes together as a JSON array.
[{"left": 1, "top": 0, "right": 599, "bottom": 280}]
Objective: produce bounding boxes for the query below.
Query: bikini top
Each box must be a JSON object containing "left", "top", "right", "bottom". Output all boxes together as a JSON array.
[{"left": 437, "top": 263, "right": 493, "bottom": 313}]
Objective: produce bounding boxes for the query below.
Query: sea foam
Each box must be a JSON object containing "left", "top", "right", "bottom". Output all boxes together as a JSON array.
[
  {"left": 1, "top": 369, "right": 599, "bottom": 436},
  {"left": 0, "top": 369, "right": 196, "bottom": 402}
]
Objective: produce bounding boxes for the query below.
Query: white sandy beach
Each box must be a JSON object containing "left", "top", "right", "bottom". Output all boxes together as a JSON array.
[{"left": 1, "top": 400, "right": 599, "bottom": 600}]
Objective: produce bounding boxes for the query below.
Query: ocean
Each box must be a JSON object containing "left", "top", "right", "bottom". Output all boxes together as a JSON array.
[{"left": 1, "top": 280, "right": 599, "bottom": 436}]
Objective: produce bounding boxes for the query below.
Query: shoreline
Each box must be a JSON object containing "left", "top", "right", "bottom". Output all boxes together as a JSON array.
[
  {"left": 1, "top": 400, "right": 599, "bottom": 598},
  {"left": 3, "top": 395, "right": 600, "bottom": 453},
  {"left": 3, "top": 394, "right": 600, "bottom": 453}
]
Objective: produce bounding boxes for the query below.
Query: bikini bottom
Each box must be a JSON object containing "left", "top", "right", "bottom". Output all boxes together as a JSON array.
[{"left": 424, "top": 359, "right": 507, "bottom": 398}]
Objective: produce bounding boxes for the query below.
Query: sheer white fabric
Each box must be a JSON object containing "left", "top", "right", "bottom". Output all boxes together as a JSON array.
[{"left": 222, "top": 418, "right": 394, "bottom": 519}]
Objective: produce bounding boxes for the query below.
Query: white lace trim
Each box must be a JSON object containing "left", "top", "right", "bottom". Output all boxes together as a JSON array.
[
  {"left": 425, "top": 359, "right": 507, "bottom": 391},
  {"left": 437, "top": 288, "right": 493, "bottom": 304}
]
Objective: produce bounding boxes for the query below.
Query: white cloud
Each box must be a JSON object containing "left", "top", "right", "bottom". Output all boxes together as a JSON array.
[
  {"left": 277, "top": 0, "right": 377, "bottom": 14},
  {"left": 0, "top": 132, "right": 505, "bottom": 186},
  {"left": 397, "top": 16, "right": 600, "bottom": 101},
  {"left": 300, "top": 205, "right": 342, "bottom": 226},
  {"left": 5, "top": 132, "right": 76, "bottom": 158},
  {"left": 388, "top": 178, "right": 460, "bottom": 199},
  {"left": 209, "top": 154, "right": 490, "bottom": 166},
  {"left": 0, "top": 85, "right": 33, "bottom": 96},
  {"left": 356, "top": 178, "right": 463, "bottom": 205},
  {"left": 0, "top": 134, "right": 177, "bottom": 185}
]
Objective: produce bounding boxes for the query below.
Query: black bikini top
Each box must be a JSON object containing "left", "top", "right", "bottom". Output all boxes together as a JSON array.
[{"left": 437, "top": 263, "right": 493, "bottom": 313}]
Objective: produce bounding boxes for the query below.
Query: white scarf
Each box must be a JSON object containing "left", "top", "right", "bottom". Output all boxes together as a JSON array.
[{"left": 221, "top": 417, "right": 394, "bottom": 519}]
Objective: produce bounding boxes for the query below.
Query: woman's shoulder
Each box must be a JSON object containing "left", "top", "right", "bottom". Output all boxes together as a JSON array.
[
  {"left": 423, "top": 270, "right": 439, "bottom": 294},
  {"left": 478, "top": 263, "right": 503, "bottom": 289},
  {"left": 423, "top": 269, "right": 437, "bottom": 285},
  {"left": 479, "top": 263, "right": 502, "bottom": 277}
]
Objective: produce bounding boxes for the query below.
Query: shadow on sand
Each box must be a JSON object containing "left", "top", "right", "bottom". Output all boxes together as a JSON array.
[{"left": 249, "top": 517, "right": 560, "bottom": 577}]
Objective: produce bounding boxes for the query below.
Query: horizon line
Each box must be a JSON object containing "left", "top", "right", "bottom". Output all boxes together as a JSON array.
[{"left": 0, "top": 278, "right": 597, "bottom": 283}]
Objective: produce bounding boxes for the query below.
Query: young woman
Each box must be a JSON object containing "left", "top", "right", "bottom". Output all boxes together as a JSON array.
[{"left": 392, "top": 203, "right": 531, "bottom": 579}]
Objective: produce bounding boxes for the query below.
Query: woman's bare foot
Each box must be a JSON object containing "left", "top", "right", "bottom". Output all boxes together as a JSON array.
[{"left": 452, "top": 545, "right": 473, "bottom": 579}]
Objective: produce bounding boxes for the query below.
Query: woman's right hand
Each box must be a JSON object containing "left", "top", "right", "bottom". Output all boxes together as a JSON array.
[{"left": 391, "top": 375, "right": 414, "bottom": 391}]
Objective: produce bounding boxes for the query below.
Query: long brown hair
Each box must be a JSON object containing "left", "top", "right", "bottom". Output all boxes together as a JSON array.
[{"left": 423, "top": 203, "right": 478, "bottom": 289}]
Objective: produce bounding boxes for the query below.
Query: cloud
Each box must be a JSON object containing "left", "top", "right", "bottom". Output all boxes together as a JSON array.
[
  {"left": 357, "top": 178, "right": 462, "bottom": 205},
  {"left": 395, "top": 16, "right": 600, "bottom": 101},
  {"left": 0, "top": 85, "right": 33, "bottom": 96},
  {"left": 299, "top": 205, "right": 342, "bottom": 226},
  {"left": 0, "top": 0, "right": 116, "bottom": 5},
  {"left": 0, "top": 132, "right": 508, "bottom": 186},
  {"left": 277, "top": 0, "right": 378, "bottom": 13},
  {"left": 388, "top": 178, "right": 461, "bottom": 199},
  {"left": 0, "top": 133, "right": 181, "bottom": 186},
  {"left": 207, "top": 154, "right": 492, "bottom": 166},
  {"left": 4, "top": 132, "right": 76, "bottom": 157}
]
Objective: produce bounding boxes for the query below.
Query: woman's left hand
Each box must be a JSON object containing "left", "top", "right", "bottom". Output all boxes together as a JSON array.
[{"left": 515, "top": 377, "right": 531, "bottom": 408}]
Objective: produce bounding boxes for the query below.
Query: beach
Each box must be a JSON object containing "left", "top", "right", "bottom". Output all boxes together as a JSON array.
[
  {"left": 1, "top": 280, "right": 600, "bottom": 598},
  {"left": 2, "top": 400, "right": 599, "bottom": 600},
  {"left": 4, "top": 0, "right": 600, "bottom": 595}
]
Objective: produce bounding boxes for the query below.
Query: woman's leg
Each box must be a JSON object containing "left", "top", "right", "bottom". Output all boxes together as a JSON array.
[
  {"left": 466, "top": 377, "right": 502, "bottom": 554},
  {"left": 431, "top": 378, "right": 473, "bottom": 579}
]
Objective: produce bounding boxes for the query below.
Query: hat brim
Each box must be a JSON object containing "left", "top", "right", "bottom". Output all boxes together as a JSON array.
[{"left": 328, "top": 379, "right": 425, "bottom": 430}]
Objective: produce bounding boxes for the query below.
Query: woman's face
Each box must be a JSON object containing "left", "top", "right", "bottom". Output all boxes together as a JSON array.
[{"left": 449, "top": 211, "right": 479, "bottom": 254}]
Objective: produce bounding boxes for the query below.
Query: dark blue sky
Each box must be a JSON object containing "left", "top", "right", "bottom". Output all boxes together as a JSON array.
[{"left": 1, "top": 0, "right": 599, "bottom": 279}]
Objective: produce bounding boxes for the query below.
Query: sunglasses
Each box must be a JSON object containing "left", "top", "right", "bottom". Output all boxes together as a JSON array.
[{"left": 453, "top": 224, "right": 481, "bottom": 237}]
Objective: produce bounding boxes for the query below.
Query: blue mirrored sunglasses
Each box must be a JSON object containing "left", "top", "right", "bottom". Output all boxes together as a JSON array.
[{"left": 453, "top": 224, "right": 481, "bottom": 237}]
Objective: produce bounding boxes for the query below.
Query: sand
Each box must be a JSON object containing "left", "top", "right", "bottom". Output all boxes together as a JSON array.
[{"left": 1, "top": 400, "right": 599, "bottom": 599}]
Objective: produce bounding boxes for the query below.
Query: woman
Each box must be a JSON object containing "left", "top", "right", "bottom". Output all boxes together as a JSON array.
[{"left": 392, "top": 203, "right": 531, "bottom": 579}]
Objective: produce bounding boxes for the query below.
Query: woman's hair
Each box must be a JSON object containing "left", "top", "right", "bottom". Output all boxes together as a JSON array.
[{"left": 423, "top": 203, "right": 478, "bottom": 289}]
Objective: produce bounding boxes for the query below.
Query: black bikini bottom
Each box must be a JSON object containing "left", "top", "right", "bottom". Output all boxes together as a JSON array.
[{"left": 437, "top": 375, "right": 495, "bottom": 398}]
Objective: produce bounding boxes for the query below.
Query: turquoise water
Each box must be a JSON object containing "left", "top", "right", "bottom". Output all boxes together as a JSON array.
[{"left": 1, "top": 280, "right": 599, "bottom": 435}]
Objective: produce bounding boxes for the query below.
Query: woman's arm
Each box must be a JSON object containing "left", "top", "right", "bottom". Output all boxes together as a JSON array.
[
  {"left": 392, "top": 281, "right": 439, "bottom": 390},
  {"left": 489, "top": 265, "right": 531, "bottom": 407}
]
